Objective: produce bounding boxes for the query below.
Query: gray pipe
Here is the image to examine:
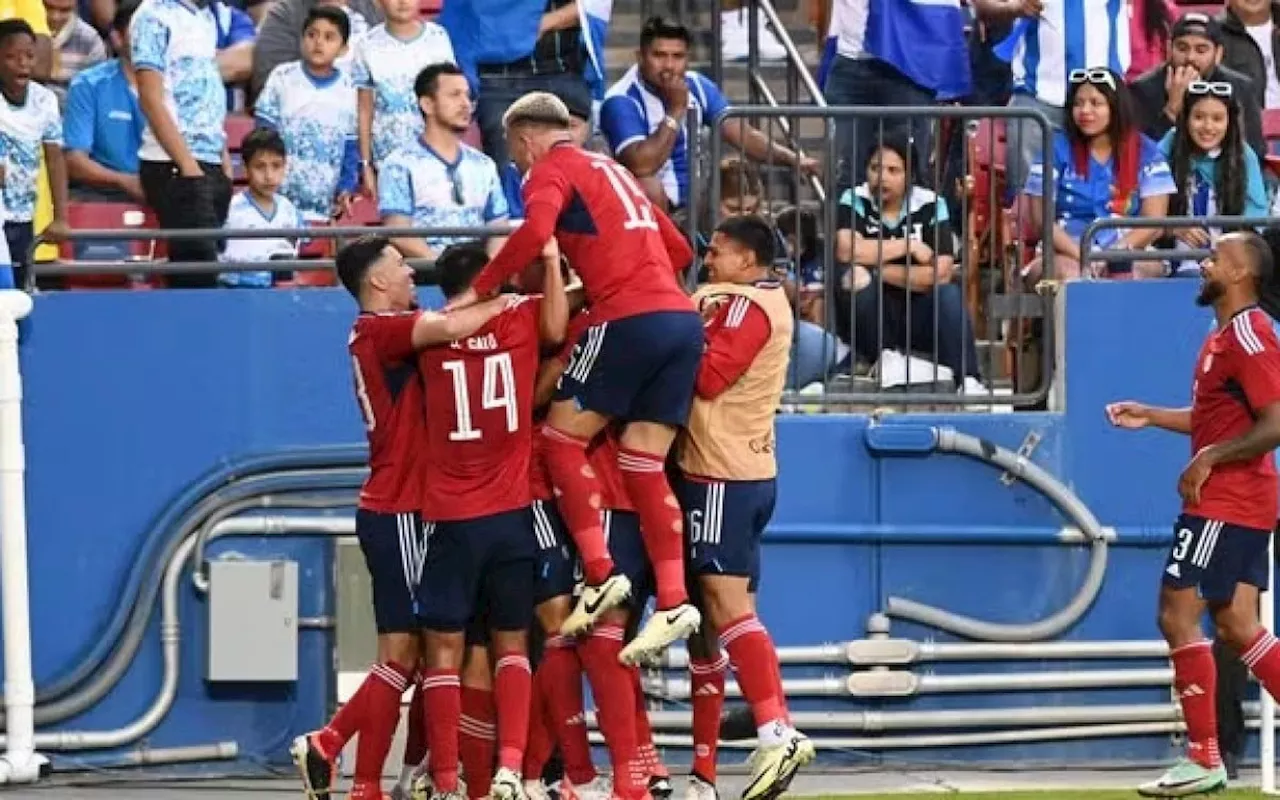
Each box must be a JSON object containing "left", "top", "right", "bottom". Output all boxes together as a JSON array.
[
  {"left": 883, "top": 427, "right": 1109, "bottom": 641},
  {"left": 644, "top": 675, "right": 846, "bottom": 700}
]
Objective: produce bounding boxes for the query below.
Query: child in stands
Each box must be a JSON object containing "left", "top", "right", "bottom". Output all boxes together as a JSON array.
[{"left": 219, "top": 127, "right": 304, "bottom": 287}]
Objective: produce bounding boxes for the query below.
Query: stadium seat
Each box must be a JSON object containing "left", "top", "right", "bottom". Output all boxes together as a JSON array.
[
  {"left": 225, "top": 114, "right": 256, "bottom": 154},
  {"left": 463, "top": 122, "right": 482, "bottom": 150},
  {"left": 61, "top": 202, "right": 162, "bottom": 289},
  {"left": 337, "top": 195, "right": 381, "bottom": 227},
  {"left": 1263, "top": 109, "right": 1280, "bottom": 180},
  {"left": 419, "top": 0, "right": 441, "bottom": 17}
]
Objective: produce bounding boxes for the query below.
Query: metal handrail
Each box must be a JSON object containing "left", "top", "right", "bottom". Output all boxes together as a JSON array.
[
  {"left": 1079, "top": 215, "right": 1276, "bottom": 267},
  {"left": 755, "top": 0, "right": 827, "bottom": 108}
]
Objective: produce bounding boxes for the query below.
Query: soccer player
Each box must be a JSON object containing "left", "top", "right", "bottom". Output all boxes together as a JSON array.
[
  {"left": 447, "top": 91, "right": 703, "bottom": 665},
  {"left": 1107, "top": 231, "right": 1280, "bottom": 798},
  {"left": 417, "top": 239, "right": 568, "bottom": 800},
  {"left": 290, "top": 235, "right": 511, "bottom": 800},
  {"left": 674, "top": 216, "right": 815, "bottom": 800}
]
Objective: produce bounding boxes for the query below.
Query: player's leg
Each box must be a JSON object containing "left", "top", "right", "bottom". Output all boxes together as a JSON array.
[
  {"left": 578, "top": 605, "right": 645, "bottom": 800},
  {"left": 685, "top": 595, "right": 728, "bottom": 800},
  {"left": 293, "top": 510, "right": 422, "bottom": 800},
  {"left": 1139, "top": 515, "right": 1228, "bottom": 797},
  {"left": 1210, "top": 526, "right": 1280, "bottom": 696},
  {"left": 461, "top": 640, "right": 497, "bottom": 800},
  {"left": 616, "top": 311, "right": 708, "bottom": 662},
  {"left": 396, "top": 640, "right": 429, "bottom": 800}
]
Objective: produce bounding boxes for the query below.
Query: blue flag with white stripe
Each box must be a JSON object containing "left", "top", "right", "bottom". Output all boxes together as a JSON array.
[
  {"left": 580, "top": 0, "right": 612, "bottom": 101},
  {"left": 864, "top": 0, "right": 971, "bottom": 101}
]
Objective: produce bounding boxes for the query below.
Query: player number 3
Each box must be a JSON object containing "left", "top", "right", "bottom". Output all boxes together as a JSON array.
[{"left": 443, "top": 353, "right": 519, "bottom": 441}]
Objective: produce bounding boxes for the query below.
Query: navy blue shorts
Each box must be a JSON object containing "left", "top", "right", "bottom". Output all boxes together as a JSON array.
[
  {"left": 674, "top": 475, "right": 776, "bottom": 592},
  {"left": 604, "top": 509, "right": 652, "bottom": 607},
  {"left": 532, "top": 500, "right": 578, "bottom": 605},
  {"left": 356, "top": 509, "right": 427, "bottom": 634},
  {"left": 1163, "top": 514, "right": 1272, "bottom": 603},
  {"left": 555, "top": 310, "right": 703, "bottom": 426},
  {"left": 418, "top": 506, "right": 536, "bottom": 633}
]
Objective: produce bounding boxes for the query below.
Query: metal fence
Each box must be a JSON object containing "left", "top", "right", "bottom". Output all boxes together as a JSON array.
[
  {"left": 702, "top": 104, "right": 1057, "bottom": 409},
  {"left": 1080, "top": 215, "right": 1277, "bottom": 270}
]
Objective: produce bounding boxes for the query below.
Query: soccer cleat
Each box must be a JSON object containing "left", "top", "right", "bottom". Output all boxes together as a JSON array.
[
  {"left": 648, "top": 774, "right": 673, "bottom": 800},
  {"left": 430, "top": 791, "right": 467, "bottom": 800},
  {"left": 573, "top": 774, "right": 613, "bottom": 800},
  {"left": 619, "top": 603, "right": 702, "bottom": 665},
  {"left": 561, "top": 573, "right": 633, "bottom": 635},
  {"left": 289, "top": 733, "right": 335, "bottom": 800},
  {"left": 525, "top": 779, "right": 552, "bottom": 800},
  {"left": 409, "top": 772, "right": 433, "bottom": 800},
  {"left": 740, "top": 730, "right": 815, "bottom": 800},
  {"left": 490, "top": 767, "right": 527, "bottom": 800},
  {"left": 684, "top": 775, "right": 719, "bottom": 800},
  {"left": 1137, "top": 759, "right": 1228, "bottom": 797}
]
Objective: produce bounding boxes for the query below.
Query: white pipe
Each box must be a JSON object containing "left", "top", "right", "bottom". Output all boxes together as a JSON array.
[
  {"left": 644, "top": 675, "right": 845, "bottom": 700},
  {"left": 911, "top": 669, "right": 1173, "bottom": 694},
  {"left": 0, "top": 291, "right": 44, "bottom": 785},
  {"left": 1264, "top": 532, "right": 1276, "bottom": 795}
]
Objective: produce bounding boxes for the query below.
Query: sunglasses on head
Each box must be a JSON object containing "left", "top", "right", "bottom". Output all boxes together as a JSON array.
[
  {"left": 1068, "top": 68, "right": 1117, "bottom": 91},
  {"left": 1188, "top": 80, "right": 1233, "bottom": 97}
]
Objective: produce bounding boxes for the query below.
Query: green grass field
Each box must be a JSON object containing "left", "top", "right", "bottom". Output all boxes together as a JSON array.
[{"left": 811, "top": 793, "right": 1265, "bottom": 799}]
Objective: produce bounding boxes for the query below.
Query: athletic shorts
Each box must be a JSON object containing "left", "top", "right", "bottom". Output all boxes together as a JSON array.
[
  {"left": 604, "top": 508, "right": 652, "bottom": 608},
  {"left": 555, "top": 310, "right": 703, "bottom": 426},
  {"left": 674, "top": 474, "right": 776, "bottom": 592},
  {"left": 418, "top": 506, "right": 536, "bottom": 633},
  {"left": 532, "top": 499, "right": 579, "bottom": 606},
  {"left": 1163, "top": 513, "right": 1272, "bottom": 603},
  {"left": 356, "top": 509, "right": 427, "bottom": 634}
]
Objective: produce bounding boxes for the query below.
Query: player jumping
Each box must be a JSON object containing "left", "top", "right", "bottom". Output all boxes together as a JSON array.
[
  {"left": 291, "top": 236, "right": 511, "bottom": 800},
  {"left": 1108, "top": 231, "right": 1280, "bottom": 798},
  {"left": 674, "top": 217, "right": 814, "bottom": 800},
  {"left": 446, "top": 91, "right": 702, "bottom": 664},
  {"left": 416, "top": 240, "right": 568, "bottom": 800}
]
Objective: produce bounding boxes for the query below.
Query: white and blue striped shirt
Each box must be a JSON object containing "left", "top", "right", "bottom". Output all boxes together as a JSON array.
[{"left": 1005, "top": 0, "right": 1130, "bottom": 108}]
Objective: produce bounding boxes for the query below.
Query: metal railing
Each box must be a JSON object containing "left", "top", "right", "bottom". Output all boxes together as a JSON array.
[
  {"left": 1080, "top": 215, "right": 1276, "bottom": 271},
  {"left": 705, "top": 104, "right": 1056, "bottom": 409}
]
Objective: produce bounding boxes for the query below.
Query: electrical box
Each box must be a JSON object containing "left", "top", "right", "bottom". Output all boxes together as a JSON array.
[{"left": 207, "top": 559, "right": 298, "bottom": 682}]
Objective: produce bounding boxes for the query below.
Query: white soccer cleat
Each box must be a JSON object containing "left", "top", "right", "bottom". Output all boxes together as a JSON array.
[
  {"left": 619, "top": 603, "right": 701, "bottom": 664},
  {"left": 561, "top": 573, "right": 633, "bottom": 635},
  {"left": 740, "top": 729, "right": 815, "bottom": 800},
  {"left": 490, "top": 767, "right": 527, "bottom": 800},
  {"left": 523, "top": 779, "right": 551, "bottom": 800},
  {"left": 409, "top": 772, "right": 433, "bottom": 800},
  {"left": 684, "top": 774, "right": 719, "bottom": 800},
  {"left": 573, "top": 773, "right": 613, "bottom": 800}
]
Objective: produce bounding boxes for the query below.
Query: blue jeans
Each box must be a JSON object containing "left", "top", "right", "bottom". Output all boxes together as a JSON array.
[
  {"left": 789, "top": 320, "right": 844, "bottom": 389},
  {"left": 846, "top": 280, "right": 982, "bottom": 382},
  {"left": 476, "top": 71, "right": 593, "bottom": 166},
  {"left": 824, "top": 56, "right": 935, "bottom": 192}
]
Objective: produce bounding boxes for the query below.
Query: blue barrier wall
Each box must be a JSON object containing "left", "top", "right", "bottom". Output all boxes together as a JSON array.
[{"left": 13, "top": 278, "right": 1233, "bottom": 768}]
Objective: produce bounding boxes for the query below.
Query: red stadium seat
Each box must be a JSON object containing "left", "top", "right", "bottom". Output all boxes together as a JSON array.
[
  {"left": 225, "top": 114, "right": 256, "bottom": 153},
  {"left": 337, "top": 195, "right": 381, "bottom": 227},
  {"left": 463, "top": 122, "right": 482, "bottom": 150},
  {"left": 1263, "top": 110, "right": 1280, "bottom": 182},
  {"left": 61, "top": 202, "right": 164, "bottom": 289},
  {"left": 419, "top": 0, "right": 441, "bottom": 18}
]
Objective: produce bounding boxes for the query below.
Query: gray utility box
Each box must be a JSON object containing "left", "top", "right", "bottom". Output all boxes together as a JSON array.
[{"left": 207, "top": 559, "right": 298, "bottom": 682}]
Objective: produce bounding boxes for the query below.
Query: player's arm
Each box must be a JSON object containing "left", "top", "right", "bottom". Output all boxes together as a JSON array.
[
  {"left": 534, "top": 356, "right": 566, "bottom": 410},
  {"left": 695, "top": 297, "right": 772, "bottom": 400},
  {"left": 1195, "top": 328, "right": 1280, "bottom": 465},
  {"left": 1106, "top": 401, "right": 1191, "bottom": 433},
  {"left": 465, "top": 164, "right": 572, "bottom": 303},
  {"left": 657, "top": 207, "right": 695, "bottom": 276},
  {"left": 410, "top": 297, "right": 509, "bottom": 349},
  {"left": 538, "top": 240, "right": 569, "bottom": 347}
]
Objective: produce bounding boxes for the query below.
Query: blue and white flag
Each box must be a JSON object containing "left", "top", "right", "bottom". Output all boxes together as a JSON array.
[
  {"left": 579, "top": 0, "right": 612, "bottom": 101},
  {"left": 864, "top": 0, "right": 971, "bottom": 101}
]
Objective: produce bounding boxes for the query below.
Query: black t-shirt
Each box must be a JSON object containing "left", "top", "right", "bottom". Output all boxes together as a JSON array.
[{"left": 836, "top": 185, "right": 955, "bottom": 266}]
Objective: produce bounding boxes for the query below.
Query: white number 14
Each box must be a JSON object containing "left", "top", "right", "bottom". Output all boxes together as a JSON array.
[{"left": 443, "top": 353, "right": 519, "bottom": 442}]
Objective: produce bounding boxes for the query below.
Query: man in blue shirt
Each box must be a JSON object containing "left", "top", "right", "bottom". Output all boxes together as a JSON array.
[{"left": 63, "top": 0, "right": 145, "bottom": 202}]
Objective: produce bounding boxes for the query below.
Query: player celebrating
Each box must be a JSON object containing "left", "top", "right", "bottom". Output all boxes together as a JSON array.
[
  {"left": 291, "top": 236, "right": 511, "bottom": 800},
  {"left": 447, "top": 91, "right": 702, "bottom": 664},
  {"left": 417, "top": 240, "right": 568, "bottom": 800},
  {"left": 672, "top": 216, "right": 814, "bottom": 800},
  {"left": 1108, "top": 231, "right": 1280, "bottom": 798}
]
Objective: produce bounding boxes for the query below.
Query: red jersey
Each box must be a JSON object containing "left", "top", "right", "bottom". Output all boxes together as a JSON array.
[
  {"left": 530, "top": 424, "right": 554, "bottom": 502},
  {"left": 1188, "top": 306, "right": 1280, "bottom": 530},
  {"left": 557, "top": 310, "right": 632, "bottom": 511},
  {"left": 473, "top": 144, "right": 695, "bottom": 324},
  {"left": 419, "top": 296, "right": 542, "bottom": 521},
  {"left": 349, "top": 312, "right": 426, "bottom": 513}
]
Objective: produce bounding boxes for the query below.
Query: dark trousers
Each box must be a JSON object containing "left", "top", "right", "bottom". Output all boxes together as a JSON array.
[
  {"left": 139, "top": 160, "right": 232, "bottom": 288},
  {"left": 824, "top": 56, "right": 935, "bottom": 192},
  {"left": 476, "top": 71, "right": 592, "bottom": 167},
  {"left": 841, "top": 279, "right": 982, "bottom": 382},
  {"left": 1216, "top": 637, "right": 1248, "bottom": 765},
  {"left": 6, "top": 221, "right": 33, "bottom": 290}
]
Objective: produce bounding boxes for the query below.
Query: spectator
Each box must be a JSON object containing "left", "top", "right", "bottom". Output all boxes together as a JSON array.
[
  {"left": 378, "top": 62, "right": 508, "bottom": 267},
  {"left": 1128, "top": 0, "right": 1177, "bottom": 81},
  {"left": 720, "top": 0, "right": 787, "bottom": 61},
  {"left": 132, "top": 0, "right": 232, "bottom": 284},
  {"left": 44, "top": 0, "right": 106, "bottom": 106},
  {"left": 251, "top": 0, "right": 382, "bottom": 99},
  {"left": 440, "top": 0, "right": 597, "bottom": 168},
  {"left": 1023, "top": 68, "right": 1175, "bottom": 280},
  {"left": 63, "top": 0, "right": 145, "bottom": 202},
  {"left": 1218, "top": 0, "right": 1280, "bottom": 110},
  {"left": 213, "top": 0, "right": 256, "bottom": 111},
  {"left": 315, "top": 0, "right": 368, "bottom": 68},
  {"left": 1160, "top": 81, "right": 1269, "bottom": 276},
  {"left": 255, "top": 5, "right": 358, "bottom": 223},
  {"left": 1130, "top": 13, "right": 1265, "bottom": 160},
  {"left": 500, "top": 92, "right": 591, "bottom": 220},
  {"left": 220, "top": 127, "right": 305, "bottom": 288},
  {"left": 834, "top": 134, "right": 984, "bottom": 395},
  {"left": 0, "top": 19, "right": 67, "bottom": 289},
  {"left": 0, "top": 0, "right": 52, "bottom": 80},
  {"left": 600, "top": 16, "right": 816, "bottom": 213},
  {"left": 352, "top": 0, "right": 453, "bottom": 196},
  {"left": 975, "top": 0, "right": 1130, "bottom": 193}
]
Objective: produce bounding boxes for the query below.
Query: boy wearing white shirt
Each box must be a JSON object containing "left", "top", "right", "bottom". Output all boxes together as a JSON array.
[{"left": 220, "top": 127, "right": 304, "bottom": 288}]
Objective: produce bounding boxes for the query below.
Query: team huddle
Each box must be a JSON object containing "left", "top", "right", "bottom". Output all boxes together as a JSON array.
[{"left": 289, "top": 91, "right": 815, "bottom": 800}]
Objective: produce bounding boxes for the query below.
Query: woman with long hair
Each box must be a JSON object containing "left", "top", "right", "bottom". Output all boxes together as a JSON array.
[
  {"left": 1161, "top": 80, "right": 1269, "bottom": 275},
  {"left": 1023, "top": 67, "right": 1176, "bottom": 280},
  {"left": 1128, "top": 0, "right": 1178, "bottom": 80}
]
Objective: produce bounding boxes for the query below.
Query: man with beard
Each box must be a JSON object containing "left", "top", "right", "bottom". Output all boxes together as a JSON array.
[
  {"left": 378, "top": 61, "right": 509, "bottom": 271},
  {"left": 1108, "top": 231, "right": 1280, "bottom": 797}
]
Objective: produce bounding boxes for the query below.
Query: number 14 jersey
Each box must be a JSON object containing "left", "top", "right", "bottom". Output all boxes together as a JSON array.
[{"left": 419, "top": 295, "right": 541, "bottom": 521}]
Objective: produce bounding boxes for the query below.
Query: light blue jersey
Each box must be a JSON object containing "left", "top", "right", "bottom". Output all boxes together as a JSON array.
[
  {"left": 256, "top": 61, "right": 359, "bottom": 221},
  {"left": 377, "top": 138, "right": 507, "bottom": 252},
  {"left": 0, "top": 81, "right": 61, "bottom": 223},
  {"left": 351, "top": 22, "right": 455, "bottom": 167}
]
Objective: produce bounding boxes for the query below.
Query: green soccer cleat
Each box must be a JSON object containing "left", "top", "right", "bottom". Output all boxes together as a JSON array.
[{"left": 1137, "top": 758, "right": 1228, "bottom": 797}]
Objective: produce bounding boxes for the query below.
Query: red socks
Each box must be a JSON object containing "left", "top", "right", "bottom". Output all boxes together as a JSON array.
[
  {"left": 538, "top": 635, "right": 596, "bottom": 785},
  {"left": 1171, "top": 641, "right": 1221, "bottom": 769},
  {"left": 617, "top": 447, "right": 688, "bottom": 609},
  {"left": 494, "top": 650, "right": 532, "bottom": 772},
  {"left": 424, "top": 668, "right": 462, "bottom": 791},
  {"left": 1244, "top": 628, "right": 1280, "bottom": 700},
  {"left": 721, "top": 614, "right": 787, "bottom": 728},
  {"left": 690, "top": 654, "right": 728, "bottom": 782},
  {"left": 543, "top": 426, "right": 616, "bottom": 584},
  {"left": 579, "top": 624, "right": 642, "bottom": 799},
  {"left": 523, "top": 686, "right": 554, "bottom": 782},
  {"left": 403, "top": 672, "right": 427, "bottom": 774},
  {"left": 460, "top": 686, "right": 496, "bottom": 800},
  {"left": 631, "top": 667, "right": 666, "bottom": 787},
  {"left": 314, "top": 661, "right": 410, "bottom": 769}
]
